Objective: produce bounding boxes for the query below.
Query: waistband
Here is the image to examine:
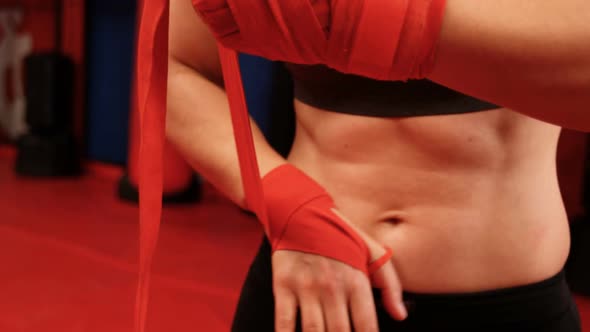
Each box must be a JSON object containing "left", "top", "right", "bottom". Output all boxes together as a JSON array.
[{"left": 383, "top": 270, "right": 572, "bottom": 326}]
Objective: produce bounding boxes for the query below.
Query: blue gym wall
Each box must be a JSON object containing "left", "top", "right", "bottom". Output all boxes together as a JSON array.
[
  {"left": 84, "top": 1, "right": 277, "bottom": 164},
  {"left": 238, "top": 54, "right": 277, "bottom": 137},
  {"left": 85, "top": 0, "right": 137, "bottom": 164}
]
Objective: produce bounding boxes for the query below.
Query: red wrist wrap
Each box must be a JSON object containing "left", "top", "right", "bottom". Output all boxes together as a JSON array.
[
  {"left": 262, "top": 165, "right": 370, "bottom": 273},
  {"left": 193, "top": 0, "right": 448, "bottom": 81}
]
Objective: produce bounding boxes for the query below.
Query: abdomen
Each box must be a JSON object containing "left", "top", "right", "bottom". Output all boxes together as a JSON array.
[{"left": 289, "top": 101, "right": 569, "bottom": 293}]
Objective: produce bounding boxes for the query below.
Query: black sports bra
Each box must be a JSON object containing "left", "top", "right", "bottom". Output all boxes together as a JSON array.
[{"left": 284, "top": 64, "right": 498, "bottom": 117}]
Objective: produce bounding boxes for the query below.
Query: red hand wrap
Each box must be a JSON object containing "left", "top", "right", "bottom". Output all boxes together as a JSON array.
[
  {"left": 368, "top": 247, "right": 394, "bottom": 275},
  {"left": 263, "top": 164, "right": 370, "bottom": 273},
  {"left": 193, "top": 0, "right": 448, "bottom": 81}
]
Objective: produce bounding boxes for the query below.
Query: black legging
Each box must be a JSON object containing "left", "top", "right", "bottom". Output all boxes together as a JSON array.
[{"left": 232, "top": 238, "right": 582, "bottom": 332}]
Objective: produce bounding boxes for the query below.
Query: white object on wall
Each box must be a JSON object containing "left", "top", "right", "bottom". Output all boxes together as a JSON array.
[{"left": 0, "top": 10, "right": 33, "bottom": 140}]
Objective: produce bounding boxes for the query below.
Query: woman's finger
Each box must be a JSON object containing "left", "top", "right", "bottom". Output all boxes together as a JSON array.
[
  {"left": 298, "top": 292, "right": 326, "bottom": 332},
  {"left": 331, "top": 208, "right": 408, "bottom": 320},
  {"left": 321, "top": 285, "right": 351, "bottom": 332},
  {"left": 348, "top": 274, "right": 379, "bottom": 332},
  {"left": 274, "top": 286, "right": 298, "bottom": 332},
  {"left": 371, "top": 259, "right": 408, "bottom": 321}
]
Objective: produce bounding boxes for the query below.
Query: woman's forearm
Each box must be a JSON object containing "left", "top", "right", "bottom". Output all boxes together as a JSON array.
[
  {"left": 429, "top": 0, "right": 590, "bottom": 131},
  {"left": 167, "top": 59, "right": 285, "bottom": 207}
]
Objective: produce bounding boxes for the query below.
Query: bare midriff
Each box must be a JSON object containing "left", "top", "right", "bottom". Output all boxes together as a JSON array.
[{"left": 288, "top": 99, "right": 570, "bottom": 293}]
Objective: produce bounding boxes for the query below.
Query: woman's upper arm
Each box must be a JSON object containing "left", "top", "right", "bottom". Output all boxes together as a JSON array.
[{"left": 169, "top": 0, "right": 223, "bottom": 84}]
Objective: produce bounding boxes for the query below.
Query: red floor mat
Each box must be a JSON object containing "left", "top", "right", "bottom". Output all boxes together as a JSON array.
[
  {"left": 0, "top": 155, "right": 261, "bottom": 331},
  {"left": 0, "top": 154, "right": 589, "bottom": 331}
]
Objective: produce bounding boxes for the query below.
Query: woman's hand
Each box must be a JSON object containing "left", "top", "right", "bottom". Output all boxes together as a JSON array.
[{"left": 271, "top": 210, "right": 407, "bottom": 332}]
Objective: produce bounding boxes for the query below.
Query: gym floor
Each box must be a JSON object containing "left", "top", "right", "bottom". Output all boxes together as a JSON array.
[{"left": 1, "top": 147, "right": 589, "bottom": 331}]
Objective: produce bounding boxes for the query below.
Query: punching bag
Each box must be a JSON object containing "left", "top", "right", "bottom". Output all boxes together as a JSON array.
[{"left": 14, "top": 0, "right": 80, "bottom": 177}]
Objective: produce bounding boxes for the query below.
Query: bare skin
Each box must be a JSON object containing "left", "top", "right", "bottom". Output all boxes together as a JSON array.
[
  {"left": 431, "top": 0, "right": 590, "bottom": 130},
  {"left": 168, "top": 0, "right": 571, "bottom": 331},
  {"left": 290, "top": 101, "right": 569, "bottom": 292}
]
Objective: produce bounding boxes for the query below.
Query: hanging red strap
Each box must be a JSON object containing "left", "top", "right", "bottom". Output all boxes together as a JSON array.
[
  {"left": 135, "top": 1, "right": 265, "bottom": 331},
  {"left": 217, "top": 46, "right": 269, "bottom": 224},
  {"left": 135, "top": 0, "right": 168, "bottom": 331}
]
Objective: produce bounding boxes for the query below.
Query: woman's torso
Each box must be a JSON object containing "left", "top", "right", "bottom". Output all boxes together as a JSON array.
[{"left": 285, "top": 64, "right": 570, "bottom": 293}]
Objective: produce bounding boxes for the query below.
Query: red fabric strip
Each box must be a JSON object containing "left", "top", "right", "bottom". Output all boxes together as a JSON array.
[
  {"left": 348, "top": 0, "right": 409, "bottom": 80},
  {"left": 272, "top": 0, "right": 326, "bottom": 62},
  {"left": 368, "top": 247, "right": 394, "bottom": 275},
  {"left": 325, "top": 0, "right": 364, "bottom": 71},
  {"left": 417, "top": 0, "right": 448, "bottom": 78},
  {"left": 135, "top": 0, "right": 169, "bottom": 331},
  {"left": 217, "top": 46, "right": 269, "bottom": 227}
]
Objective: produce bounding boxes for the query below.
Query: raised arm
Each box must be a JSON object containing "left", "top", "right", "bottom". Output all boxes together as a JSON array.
[
  {"left": 430, "top": 0, "right": 590, "bottom": 130},
  {"left": 191, "top": 0, "right": 590, "bottom": 130}
]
